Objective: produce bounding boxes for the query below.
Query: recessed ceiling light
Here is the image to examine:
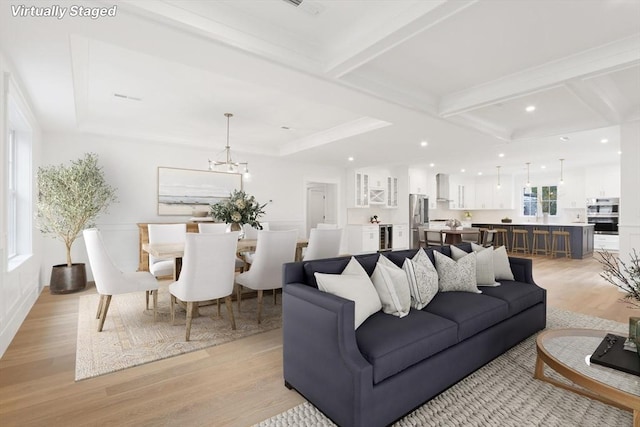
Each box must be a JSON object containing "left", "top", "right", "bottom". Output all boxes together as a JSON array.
[
  {"left": 600, "top": 138, "right": 608, "bottom": 143},
  {"left": 461, "top": 168, "right": 466, "bottom": 173},
  {"left": 618, "top": 151, "right": 622, "bottom": 155},
  {"left": 429, "top": 163, "right": 435, "bottom": 167},
  {"left": 478, "top": 172, "right": 483, "bottom": 176},
  {"left": 498, "top": 153, "right": 505, "bottom": 158},
  {"left": 525, "top": 105, "right": 536, "bottom": 112},
  {"left": 560, "top": 136, "right": 569, "bottom": 142},
  {"left": 420, "top": 140, "right": 428, "bottom": 147},
  {"left": 541, "top": 165, "right": 546, "bottom": 169},
  {"left": 347, "top": 156, "right": 354, "bottom": 162}
]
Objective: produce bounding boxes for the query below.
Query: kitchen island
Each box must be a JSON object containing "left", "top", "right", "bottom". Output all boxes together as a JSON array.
[{"left": 472, "top": 222, "right": 595, "bottom": 259}]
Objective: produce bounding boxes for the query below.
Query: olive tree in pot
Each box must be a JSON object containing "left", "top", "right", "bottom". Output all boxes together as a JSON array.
[{"left": 37, "top": 153, "right": 117, "bottom": 294}]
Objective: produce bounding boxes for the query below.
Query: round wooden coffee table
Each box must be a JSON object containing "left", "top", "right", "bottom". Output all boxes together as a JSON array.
[{"left": 535, "top": 328, "right": 640, "bottom": 426}]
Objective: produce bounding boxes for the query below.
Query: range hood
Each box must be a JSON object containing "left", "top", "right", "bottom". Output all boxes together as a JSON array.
[{"left": 436, "top": 173, "right": 451, "bottom": 201}]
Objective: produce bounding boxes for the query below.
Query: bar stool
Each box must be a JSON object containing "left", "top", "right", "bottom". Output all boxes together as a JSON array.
[
  {"left": 511, "top": 229, "right": 529, "bottom": 254},
  {"left": 494, "top": 228, "right": 509, "bottom": 250},
  {"left": 551, "top": 228, "right": 571, "bottom": 258},
  {"left": 531, "top": 228, "right": 550, "bottom": 256}
]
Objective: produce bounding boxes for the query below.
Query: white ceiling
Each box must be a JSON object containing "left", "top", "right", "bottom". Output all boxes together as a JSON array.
[{"left": 1, "top": 0, "right": 638, "bottom": 176}]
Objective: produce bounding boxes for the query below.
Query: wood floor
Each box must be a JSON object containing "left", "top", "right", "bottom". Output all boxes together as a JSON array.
[{"left": 0, "top": 254, "right": 636, "bottom": 427}]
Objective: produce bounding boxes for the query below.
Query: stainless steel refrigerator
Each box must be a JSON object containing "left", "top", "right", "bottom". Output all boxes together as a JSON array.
[{"left": 409, "top": 194, "right": 429, "bottom": 249}]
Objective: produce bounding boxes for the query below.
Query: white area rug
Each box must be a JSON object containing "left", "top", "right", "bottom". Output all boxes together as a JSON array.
[
  {"left": 75, "top": 285, "right": 281, "bottom": 380},
  {"left": 255, "top": 308, "right": 635, "bottom": 427}
]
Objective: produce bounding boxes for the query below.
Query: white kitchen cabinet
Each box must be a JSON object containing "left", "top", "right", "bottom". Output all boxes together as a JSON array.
[
  {"left": 348, "top": 171, "right": 370, "bottom": 208},
  {"left": 471, "top": 174, "right": 513, "bottom": 210},
  {"left": 585, "top": 166, "right": 620, "bottom": 198},
  {"left": 386, "top": 176, "right": 398, "bottom": 208},
  {"left": 449, "top": 175, "right": 475, "bottom": 209},
  {"left": 347, "top": 225, "right": 379, "bottom": 254},
  {"left": 392, "top": 223, "right": 409, "bottom": 249},
  {"left": 593, "top": 234, "right": 619, "bottom": 251}
]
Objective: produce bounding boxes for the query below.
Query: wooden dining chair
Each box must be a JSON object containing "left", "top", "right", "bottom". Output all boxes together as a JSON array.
[
  {"left": 425, "top": 230, "right": 444, "bottom": 247},
  {"left": 460, "top": 227, "right": 481, "bottom": 244}
]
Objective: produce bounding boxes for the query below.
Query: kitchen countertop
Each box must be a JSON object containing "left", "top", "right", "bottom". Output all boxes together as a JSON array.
[{"left": 472, "top": 222, "right": 594, "bottom": 227}]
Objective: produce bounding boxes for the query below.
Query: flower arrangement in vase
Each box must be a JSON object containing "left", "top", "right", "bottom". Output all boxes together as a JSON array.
[
  {"left": 445, "top": 218, "right": 461, "bottom": 230},
  {"left": 210, "top": 190, "right": 267, "bottom": 237}
]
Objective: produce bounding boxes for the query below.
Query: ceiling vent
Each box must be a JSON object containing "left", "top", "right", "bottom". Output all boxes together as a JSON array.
[{"left": 282, "top": 0, "right": 303, "bottom": 6}]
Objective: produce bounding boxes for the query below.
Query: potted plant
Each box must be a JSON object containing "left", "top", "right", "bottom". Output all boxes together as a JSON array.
[
  {"left": 597, "top": 249, "right": 640, "bottom": 356},
  {"left": 37, "top": 153, "right": 117, "bottom": 294},
  {"left": 210, "top": 190, "right": 267, "bottom": 238}
]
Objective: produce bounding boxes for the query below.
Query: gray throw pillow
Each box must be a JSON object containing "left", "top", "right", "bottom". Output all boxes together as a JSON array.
[
  {"left": 452, "top": 244, "right": 500, "bottom": 287},
  {"left": 434, "top": 251, "right": 481, "bottom": 293},
  {"left": 403, "top": 248, "right": 438, "bottom": 310}
]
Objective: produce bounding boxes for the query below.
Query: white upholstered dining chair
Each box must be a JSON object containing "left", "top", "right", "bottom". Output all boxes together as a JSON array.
[
  {"left": 147, "top": 224, "right": 187, "bottom": 278},
  {"left": 303, "top": 228, "right": 342, "bottom": 261},
  {"left": 198, "top": 222, "right": 245, "bottom": 272},
  {"left": 235, "top": 229, "right": 297, "bottom": 324},
  {"left": 83, "top": 228, "right": 159, "bottom": 332},
  {"left": 241, "top": 222, "right": 269, "bottom": 266},
  {"left": 169, "top": 232, "right": 239, "bottom": 341}
]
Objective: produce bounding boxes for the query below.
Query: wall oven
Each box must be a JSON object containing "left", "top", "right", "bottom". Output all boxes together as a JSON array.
[{"left": 587, "top": 198, "right": 619, "bottom": 235}]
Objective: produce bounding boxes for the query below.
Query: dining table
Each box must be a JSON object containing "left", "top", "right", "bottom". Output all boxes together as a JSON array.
[
  {"left": 431, "top": 229, "right": 481, "bottom": 245},
  {"left": 143, "top": 238, "right": 309, "bottom": 280}
]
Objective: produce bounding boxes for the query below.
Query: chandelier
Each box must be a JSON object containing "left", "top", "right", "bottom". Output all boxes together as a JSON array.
[{"left": 208, "top": 113, "right": 250, "bottom": 178}]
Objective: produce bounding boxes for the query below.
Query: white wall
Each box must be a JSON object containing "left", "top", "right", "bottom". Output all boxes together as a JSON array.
[
  {"left": 619, "top": 120, "right": 640, "bottom": 264},
  {"left": 40, "top": 132, "right": 346, "bottom": 282},
  {"left": 0, "top": 53, "right": 43, "bottom": 357}
]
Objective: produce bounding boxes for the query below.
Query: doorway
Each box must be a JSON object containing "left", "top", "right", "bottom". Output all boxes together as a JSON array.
[{"left": 305, "top": 181, "right": 338, "bottom": 236}]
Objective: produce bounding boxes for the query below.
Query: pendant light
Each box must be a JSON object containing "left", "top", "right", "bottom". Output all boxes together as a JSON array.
[
  {"left": 208, "top": 113, "right": 251, "bottom": 180},
  {"left": 496, "top": 166, "right": 501, "bottom": 189},
  {"left": 559, "top": 158, "right": 565, "bottom": 185},
  {"left": 525, "top": 162, "right": 531, "bottom": 187}
]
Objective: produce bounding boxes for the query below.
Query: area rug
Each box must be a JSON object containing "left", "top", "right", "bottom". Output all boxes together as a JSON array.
[
  {"left": 255, "top": 308, "right": 634, "bottom": 427},
  {"left": 75, "top": 285, "right": 281, "bottom": 381}
]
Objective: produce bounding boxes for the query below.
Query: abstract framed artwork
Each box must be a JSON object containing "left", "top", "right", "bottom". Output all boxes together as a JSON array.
[{"left": 157, "top": 167, "right": 242, "bottom": 216}]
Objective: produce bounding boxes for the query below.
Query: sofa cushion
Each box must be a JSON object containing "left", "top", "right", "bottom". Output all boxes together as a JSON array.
[
  {"left": 371, "top": 255, "right": 411, "bottom": 318},
  {"left": 493, "top": 246, "right": 515, "bottom": 281},
  {"left": 315, "top": 257, "right": 382, "bottom": 329},
  {"left": 434, "top": 251, "right": 481, "bottom": 294},
  {"left": 479, "top": 280, "right": 545, "bottom": 317},
  {"left": 423, "top": 292, "right": 509, "bottom": 341},
  {"left": 356, "top": 309, "right": 458, "bottom": 384},
  {"left": 403, "top": 249, "right": 438, "bottom": 310}
]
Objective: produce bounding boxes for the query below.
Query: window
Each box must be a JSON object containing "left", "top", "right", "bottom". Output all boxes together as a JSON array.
[
  {"left": 6, "top": 85, "right": 33, "bottom": 266},
  {"left": 7, "top": 130, "right": 17, "bottom": 258},
  {"left": 522, "top": 185, "right": 557, "bottom": 217}
]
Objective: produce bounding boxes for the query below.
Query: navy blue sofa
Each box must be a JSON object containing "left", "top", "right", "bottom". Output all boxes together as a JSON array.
[{"left": 282, "top": 243, "right": 546, "bottom": 427}]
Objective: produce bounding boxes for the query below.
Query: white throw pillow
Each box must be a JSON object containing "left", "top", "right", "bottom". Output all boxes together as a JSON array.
[
  {"left": 493, "top": 246, "right": 515, "bottom": 281},
  {"left": 452, "top": 244, "right": 500, "bottom": 287},
  {"left": 403, "top": 249, "right": 438, "bottom": 310},
  {"left": 371, "top": 255, "right": 411, "bottom": 318},
  {"left": 314, "top": 257, "right": 382, "bottom": 329},
  {"left": 434, "top": 251, "right": 481, "bottom": 293}
]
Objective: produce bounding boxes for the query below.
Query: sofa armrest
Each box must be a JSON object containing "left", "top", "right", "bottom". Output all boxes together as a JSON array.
[
  {"left": 508, "top": 256, "right": 536, "bottom": 284},
  {"left": 283, "top": 283, "right": 373, "bottom": 425}
]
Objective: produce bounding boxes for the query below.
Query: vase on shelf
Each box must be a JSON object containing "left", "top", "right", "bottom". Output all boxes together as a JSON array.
[{"left": 228, "top": 222, "right": 245, "bottom": 239}]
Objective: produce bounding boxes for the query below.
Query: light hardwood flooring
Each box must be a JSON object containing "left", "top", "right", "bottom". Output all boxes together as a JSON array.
[{"left": 0, "top": 254, "right": 636, "bottom": 427}]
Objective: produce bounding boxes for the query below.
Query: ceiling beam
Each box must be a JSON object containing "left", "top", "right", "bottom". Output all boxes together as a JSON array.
[
  {"left": 439, "top": 35, "right": 640, "bottom": 118},
  {"left": 325, "top": 0, "right": 477, "bottom": 79}
]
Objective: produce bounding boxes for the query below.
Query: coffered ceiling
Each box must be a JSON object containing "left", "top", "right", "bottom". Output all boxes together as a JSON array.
[{"left": 1, "top": 0, "right": 638, "bottom": 175}]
